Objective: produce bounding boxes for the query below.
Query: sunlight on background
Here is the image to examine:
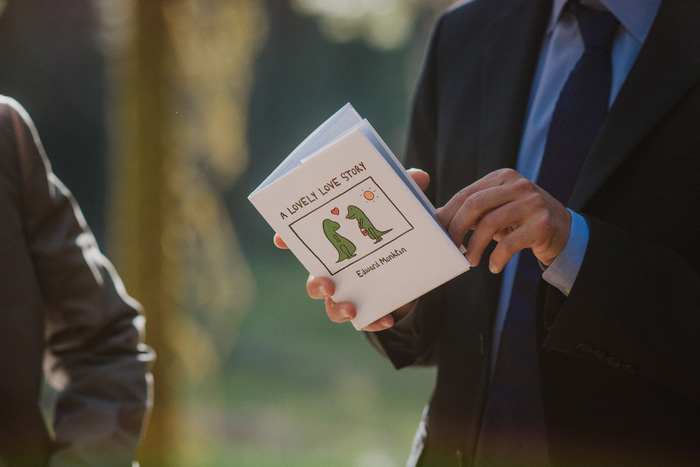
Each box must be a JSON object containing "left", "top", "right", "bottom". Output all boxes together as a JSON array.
[{"left": 291, "top": 0, "right": 416, "bottom": 50}]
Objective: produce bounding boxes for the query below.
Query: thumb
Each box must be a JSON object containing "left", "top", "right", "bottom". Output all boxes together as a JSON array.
[{"left": 407, "top": 168, "right": 430, "bottom": 192}]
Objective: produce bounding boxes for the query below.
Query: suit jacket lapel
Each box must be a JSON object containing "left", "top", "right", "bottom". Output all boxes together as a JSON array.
[
  {"left": 569, "top": 0, "right": 700, "bottom": 211},
  {"left": 478, "top": 0, "right": 552, "bottom": 178}
]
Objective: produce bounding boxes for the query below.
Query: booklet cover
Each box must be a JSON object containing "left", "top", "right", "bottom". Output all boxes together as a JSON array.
[{"left": 249, "top": 104, "right": 470, "bottom": 330}]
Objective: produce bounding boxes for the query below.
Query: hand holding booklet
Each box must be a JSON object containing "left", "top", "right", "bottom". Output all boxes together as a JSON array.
[{"left": 248, "top": 104, "right": 470, "bottom": 330}]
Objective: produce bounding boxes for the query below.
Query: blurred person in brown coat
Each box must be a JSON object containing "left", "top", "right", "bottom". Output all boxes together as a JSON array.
[{"left": 0, "top": 95, "right": 154, "bottom": 467}]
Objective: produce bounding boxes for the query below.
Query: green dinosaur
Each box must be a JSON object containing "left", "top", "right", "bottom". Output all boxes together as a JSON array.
[
  {"left": 346, "top": 205, "right": 392, "bottom": 243},
  {"left": 322, "top": 219, "right": 356, "bottom": 262}
]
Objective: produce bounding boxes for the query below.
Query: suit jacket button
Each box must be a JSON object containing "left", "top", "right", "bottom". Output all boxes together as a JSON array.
[
  {"left": 576, "top": 343, "right": 592, "bottom": 353},
  {"left": 606, "top": 357, "right": 620, "bottom": 368}
]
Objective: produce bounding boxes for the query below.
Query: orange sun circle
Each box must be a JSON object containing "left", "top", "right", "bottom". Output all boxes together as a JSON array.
[{"left": 363, "top": 191, "right": 375, "bottom": 201}]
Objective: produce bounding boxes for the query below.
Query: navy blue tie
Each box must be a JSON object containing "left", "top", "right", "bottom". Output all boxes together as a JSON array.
[
  {"left": 538, "top": 1, "right": 618, "bottom": 202},
  {"left": 475, "top": 3, "right": 618, "bottom": 465}
]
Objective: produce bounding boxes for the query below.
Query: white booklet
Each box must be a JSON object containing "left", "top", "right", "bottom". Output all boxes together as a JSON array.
[{"left": 249, "top": 103, "right": 470, "bottom": 330}]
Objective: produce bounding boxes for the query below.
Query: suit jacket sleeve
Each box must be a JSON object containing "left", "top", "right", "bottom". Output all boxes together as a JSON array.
[
  {"left": 541, "top": 212, "right": 700, "bottom": 405},
  {"left": 4, "top": 97, "right": 155, "bottom": 466}
]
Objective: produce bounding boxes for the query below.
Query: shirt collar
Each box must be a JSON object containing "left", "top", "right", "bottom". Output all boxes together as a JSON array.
[{"left": 548, "top": 0, "right": 662, "bottom": 45}]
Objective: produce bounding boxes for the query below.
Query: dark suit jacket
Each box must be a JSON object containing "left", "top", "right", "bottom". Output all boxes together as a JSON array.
[
  {"left": 0, "top": 97, "right": 154, "bottom": 467},
  {"left": 370, "top": 0, "right": 700, "bottom": 465}
]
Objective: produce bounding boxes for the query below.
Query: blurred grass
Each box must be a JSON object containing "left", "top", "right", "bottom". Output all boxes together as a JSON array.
[{"left": 175, "top": 252, "right": 436, "bottom": 466}]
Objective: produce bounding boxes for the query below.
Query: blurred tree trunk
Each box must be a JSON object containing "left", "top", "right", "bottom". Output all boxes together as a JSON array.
[
  {"left": 104, "top": 0, "right": 265, "bottom": 464},
  {"left": 109, "top": 0, "right": 176, "bottom": 464}
]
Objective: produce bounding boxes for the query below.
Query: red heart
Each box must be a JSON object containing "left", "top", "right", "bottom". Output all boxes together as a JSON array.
[{"left": 331, "top": 207, "right": 339, "bottom": 215}]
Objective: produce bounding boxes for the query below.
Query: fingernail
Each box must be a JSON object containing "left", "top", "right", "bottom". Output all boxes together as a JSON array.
[
  {"left": 319, "top": 285, "right": 329, "bottom": 297},
  {"left": 339, "top": 306, "right": 351, "bottom": 319}
]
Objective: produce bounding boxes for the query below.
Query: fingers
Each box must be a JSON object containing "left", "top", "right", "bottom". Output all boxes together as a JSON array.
[
  {"left": 361, "top": 300, "right": 416, "bottom": 331},
  {"left": 306, "top": 275, "right": 395, "bottom": 330},
  {"left": 448, "top": 185, "right": 515, "bottom": 256},
  {"left": 324, "top": 294, "right": 394, "bottom": 331},
  {"left": 407, "top": 168, "right": 430, "bottom": 192},
  {"left": 461, "top": 180, "right": 540, "bottom": 268},
  {"left": 325, "top": 296, "right": 357, "bottom": 323},
  {"left": 436, "top": 169, "right": 572, "bottom": 271},
  {"left": 273, "top": 233, "right": 288, "bottom": 249},
  {"left": 437, "top": 169, "right": 519, "bottom": 262},
  {"left": 362, "top": 314, "right": 395, "bottom": 332},
  {"left": 306, "top": 275, "right": 334, "bottom": 299},
  {"left": 306, "top": 275, "right": 356, "bottom": 323},
  {"left": 436, "top": 170, "right": 510, "bottom": 233}
]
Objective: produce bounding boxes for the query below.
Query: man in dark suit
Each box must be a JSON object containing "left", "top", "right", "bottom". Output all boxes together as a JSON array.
[
  {"left": 278, "top": 0, "right": 700, "bottom": 465},
  {"left": 0, "top": 95, "right": 154, "bottom": 466}
]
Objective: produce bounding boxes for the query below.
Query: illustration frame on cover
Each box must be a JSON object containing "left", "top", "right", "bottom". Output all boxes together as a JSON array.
[{"left": 290, "top": 176, "right": 413, "bottom": 276}]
